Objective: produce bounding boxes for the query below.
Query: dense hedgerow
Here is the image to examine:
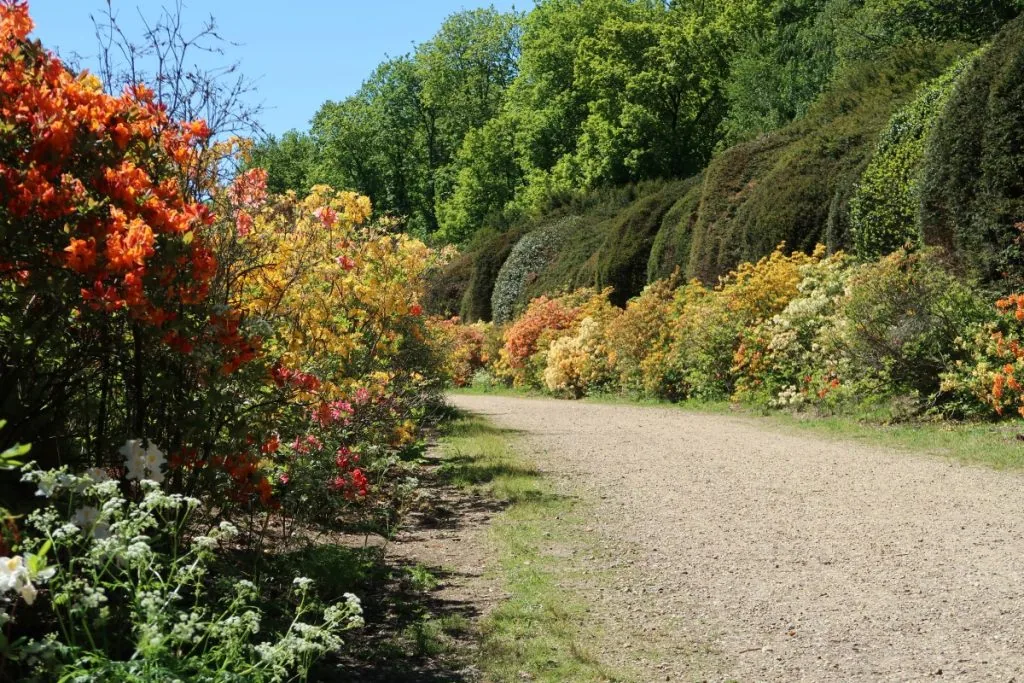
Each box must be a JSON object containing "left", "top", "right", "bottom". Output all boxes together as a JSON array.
[
  {"left": 849, "top": 53, "right": 978, "bottom": 259},
  {"left": 686, "top": 42, "right": 968, "bottom": 283},
  {"left": 458, "top": 225, "right": 531, "bottom": 322},
  {"left": 918, "top": 15, "right": 1024, "bottom": 285},
  {"left": 426, "top": 181, "right": 691, "bottom": 322}
]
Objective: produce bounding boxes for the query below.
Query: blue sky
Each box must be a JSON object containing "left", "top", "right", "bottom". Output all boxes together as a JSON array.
[{"left": 28, "top": 0, "right": 522, "bottom": 137}]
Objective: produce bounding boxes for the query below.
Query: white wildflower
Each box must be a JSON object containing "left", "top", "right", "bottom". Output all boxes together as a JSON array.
[{"left": 121, "top": 439, "right": 166, "bottom": 483}]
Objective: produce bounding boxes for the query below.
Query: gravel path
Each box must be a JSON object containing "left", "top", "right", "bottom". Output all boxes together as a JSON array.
[{"left": 449, "top": 394, "right": 1024, "bottom": 682}]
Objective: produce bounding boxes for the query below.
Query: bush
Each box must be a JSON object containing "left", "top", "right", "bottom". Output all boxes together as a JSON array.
[
  {"left": 732, "top": 252, "right": 852, "bottom": 406},
  {"left": 422, "top": 247, "right": 473, "bottom": 318},
  {"left": 605, "top": 276, "right": 679, "bottom": 394},
  {"left": 919, "top": 15, "right": 1024, "bottom": 285},
  {"left": 687, "top": 42, "right": 968, "bottom": 283},
  {"left": 543, "top": 316, "right": 618, "bottom": 398},
  {"left": 496, "top": 288, "right": 613, "bottom": 388},
  {"left": 942, "top": 293, "right": 1024, "bottom": 417},
  {"left": 849, "top": 53, "right": 977, "bottom": 259},
  {"left": 458, "top": 225, "right": 530, "bottom": 322},
  {"left": 594, "top": 180, "right": 689, "bottom": 306},
  {"left": 428, "top": 317, "right": 490, "bottom": 386},
  {"left": 825, "top": 249, "right": 989, "bottom": 397},
  {"left": 649, "top": 246, "right": 821, "bottom": 400},
  {"left": 0, "top": 6, "right": 449, "bottom": 678},
  {"left": 491, "top": 217, "right": 580, "bottom": 323}
]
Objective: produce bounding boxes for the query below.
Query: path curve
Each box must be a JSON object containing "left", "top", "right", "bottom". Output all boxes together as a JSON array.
[{"left": 450, "top": 394, "right": 1024, "bottom": 682}]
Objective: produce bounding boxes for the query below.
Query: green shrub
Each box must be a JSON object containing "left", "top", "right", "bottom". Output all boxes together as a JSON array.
[
  {"left": 826, "top": 249, "right": 989, "bottom": 396},
  {"left": 646, "top": 174, "right": 704, "bottom": 282},
  {"left": 491, "top": 217, "right": 581, "bottom": 323},
  {"left": 457, "top": 226, "right": 530, "bottom": 322},
  {"left": 849, "top": 53, "right": 978, "bottom": 259},
  {"left": 594, "top": 180, "right": 689, "bottom": 306},
  {"left": 423, "top": 249, "right": 475, "bottom": 318},
  {"left": 687, "top": 41, "right": 968, "bottom": 283},
  {"left": 919, "top": 15, "right": 1024, "bottom": 285}
]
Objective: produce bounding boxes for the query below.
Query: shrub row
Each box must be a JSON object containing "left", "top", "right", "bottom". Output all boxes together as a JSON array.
[{"left": 440, "top": 245, "right": 1019, "bottom": 422}]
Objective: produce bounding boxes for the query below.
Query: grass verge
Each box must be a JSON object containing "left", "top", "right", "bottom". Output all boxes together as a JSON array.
[
  {"left": 438, "top": 415, "right": 626, "bottom": 682},
  {"left": 450, "top": 386, "right": 1024, "bottom": 470}
]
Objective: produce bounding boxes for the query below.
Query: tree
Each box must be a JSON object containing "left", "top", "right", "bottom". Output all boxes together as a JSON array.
[{"left": 250, "top": 130, "right": 314, "bottom": 195}]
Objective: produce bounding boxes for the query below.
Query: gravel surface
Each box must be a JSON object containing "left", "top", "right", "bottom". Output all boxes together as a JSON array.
[{"left": 450, "top": 394, "right": 1024, "bottom": 682}]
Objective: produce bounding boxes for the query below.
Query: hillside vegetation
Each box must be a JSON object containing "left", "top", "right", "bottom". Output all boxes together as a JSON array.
[{"left": 258, "top": 0, "right": 1024, "bottom": 323}]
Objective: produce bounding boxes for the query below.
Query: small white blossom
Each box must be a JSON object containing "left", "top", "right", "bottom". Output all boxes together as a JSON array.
[{"left": 121, "top": 439, "right": 166, "bottom": 483}]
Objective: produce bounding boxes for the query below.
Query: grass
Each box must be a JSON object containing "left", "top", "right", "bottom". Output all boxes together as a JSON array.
[
  {"left": 438, "top": 415, "right": 628, "bottom": 682},
  {"left": 451, "top": 385, "right": 1024, "bottom": 471}
]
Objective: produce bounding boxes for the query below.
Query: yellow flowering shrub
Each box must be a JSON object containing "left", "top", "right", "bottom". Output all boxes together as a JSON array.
[
  {"left": 605, "top": 276, "right": 678, "bottom": 393},
  {"left": 543, "top": 316, "right": 619, "bottom": 397},
  {"left": 644, "top": 246, "right": 821, "bottom": 400}
]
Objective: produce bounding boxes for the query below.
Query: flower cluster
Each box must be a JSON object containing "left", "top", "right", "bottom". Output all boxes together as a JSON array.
[{"left": 2, "top": 464, "right": 362, "bottom": 680}]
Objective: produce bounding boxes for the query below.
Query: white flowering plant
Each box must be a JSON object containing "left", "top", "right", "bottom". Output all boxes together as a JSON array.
[{"left": 1, "top": 445, "right": 363, "bottom": 682}]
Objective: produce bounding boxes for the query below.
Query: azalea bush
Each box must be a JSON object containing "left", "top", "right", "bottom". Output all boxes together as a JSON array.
[
  {"left": 428, "top": 317, "right": 490, "bottom": 387},
  {"left": 647, "top": 247, "right": 820, "bottom": 401},
  {"left": 543, "top": 316, "right": 618, "bottom": 397},
  {"left": 0, "top": 3, "right": 447, "bottom": 679},
  {"left": 604, "top": 276, "right": 678, "bottom": 395},
  {"left": 732, "top": 252, "right": 852, "bottom": 407},
  {"left": 823, "top": 249, "right": 988, "bottom": 400},
  {"left": 440, "top": 243, "right": 1003, "bottom": 422},
  {"left": 942, "top": 293, "right": 1024, "bottom": 418}
]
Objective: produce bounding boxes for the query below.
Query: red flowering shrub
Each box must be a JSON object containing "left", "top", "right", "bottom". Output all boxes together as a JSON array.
[{"left": 0, "top": 2, "right": 252, "bottom": 469}]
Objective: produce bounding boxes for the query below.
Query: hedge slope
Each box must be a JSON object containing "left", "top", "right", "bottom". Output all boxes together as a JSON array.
[
  {"left": 848, "top": 53, "right": 977, "bottom": 259},
  {"left": 919, "top": 16, "right": 1024, "bottom": 285},
  {"left": 647, "top": 174, "right": 704, "bottom": 282},
  {"left": 687, "top": 42, "right": 968, "bottom": 283}
]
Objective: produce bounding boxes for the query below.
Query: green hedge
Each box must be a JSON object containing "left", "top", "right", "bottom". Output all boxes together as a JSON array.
[
  {"left": 595, "top": 180, "right": 690, "bottom": 306},
  {"left": 919, "top": 16, "right": 1024, "bottom": 285},
  {"left": 849, "top": 53, "right": 978, "bottom": 259},
  {"left": 647, "top": 174, "right": 704, "bottom": 282},
  {"left": 686, "top": 42, "right": 968, "bottom": 283},
  {"left": 491, "top": 216, "right": 581, "bottom": 323},
  {"left": 458, "top": 225, "right": 530, "bottom": 322},
  {"left": 422, "top": 249, "right": 475, "bottom": 318}
]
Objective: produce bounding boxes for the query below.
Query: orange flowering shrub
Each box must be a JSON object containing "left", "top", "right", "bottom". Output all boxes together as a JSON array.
[
  {"left": 0, "top": 0, "right": 446, "bottom": 540},
  {"left": 496, "top": 288, "right": 614, "bottom": 388},
  {"left": 942, "top": 293, "right": 1024, "bottom": 417},
  {"left": 497, "top": 295, "right": 578, "bottom": 386},
  {"left": 428, "top": 317, "right": 490, "bottom": 386},
  {"left": 0, "top": 2, "right": 251, "bottom": 469}
]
